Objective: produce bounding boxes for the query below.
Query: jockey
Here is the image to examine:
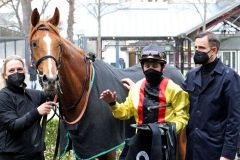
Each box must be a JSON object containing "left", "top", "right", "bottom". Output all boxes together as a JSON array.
[
  {"left": 100, "top": 44, "right": 190, "bottom": 159},
  {"left": 100, "top": 44, "right": 189, "bottom": 132}
]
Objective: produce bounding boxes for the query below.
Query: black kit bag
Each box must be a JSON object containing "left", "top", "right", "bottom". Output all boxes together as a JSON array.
[{"left": 125, "top": 122, "right": 177, "bottom": 160}]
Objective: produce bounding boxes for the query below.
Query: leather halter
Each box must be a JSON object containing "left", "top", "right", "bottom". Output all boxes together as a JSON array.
[
  {"left": 30, "top": 24, "right": 62, "bottom": 70},
  {"left": 35, "top": 55, "right": 60, "bottom": 69}
]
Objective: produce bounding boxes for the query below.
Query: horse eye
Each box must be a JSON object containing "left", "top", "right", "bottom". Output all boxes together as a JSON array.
[{"left": 31, "top": 41, "right": 38, "bottom": 48}]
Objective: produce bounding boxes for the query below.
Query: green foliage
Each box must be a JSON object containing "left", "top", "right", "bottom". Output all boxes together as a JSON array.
[{"left": 44, "top": 119, "right": 74, "bottom": 160}]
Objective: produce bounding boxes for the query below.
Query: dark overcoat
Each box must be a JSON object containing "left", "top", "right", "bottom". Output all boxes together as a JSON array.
[{"left": 182, "top": 60, "right": 240, "bottom": 160}]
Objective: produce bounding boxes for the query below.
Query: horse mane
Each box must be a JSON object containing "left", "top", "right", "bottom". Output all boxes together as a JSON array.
[{"left": 61, "top": 38, "right": 86, "bottom": 56}]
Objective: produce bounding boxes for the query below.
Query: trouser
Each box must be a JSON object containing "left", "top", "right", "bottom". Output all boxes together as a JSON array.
[{"left": 0, "top": 152, "right": 44, "bottom": 160}]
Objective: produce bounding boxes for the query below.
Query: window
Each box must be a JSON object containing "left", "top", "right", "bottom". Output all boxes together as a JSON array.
[
  {"left": 169, "top": 53, "right": 174, "bottom": 64},
  {"left": 222, "top": 51, "right": 230, "bottom": 66},
  {"left": 0, "top": 43, "right": 5, "bottom": 59}
]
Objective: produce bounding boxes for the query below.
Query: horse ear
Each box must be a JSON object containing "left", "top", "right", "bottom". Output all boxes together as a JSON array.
[
  {"left": 48, "top": 7, "right": 60, "bottom": 26},
  {"left": 31, "top": 8, "right": 40, "bottom": 27}
]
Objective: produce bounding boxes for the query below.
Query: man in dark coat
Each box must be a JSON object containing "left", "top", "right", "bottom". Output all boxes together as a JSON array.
[
  {"left": 182, "top": 31, "right": 240, "bottom": 160},
  {"left": 28, "top": 63, "right": 37, "bottom": 89}
]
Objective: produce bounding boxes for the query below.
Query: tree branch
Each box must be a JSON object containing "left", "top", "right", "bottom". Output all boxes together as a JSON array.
[
  {"left": 0, "top": 0, "right": 11, "bottom": 8},
  {"left": 39, "top": 0, "right": 53, "bottom": 17}
]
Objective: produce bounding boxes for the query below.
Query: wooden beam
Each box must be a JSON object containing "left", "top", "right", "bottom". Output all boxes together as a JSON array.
[{"left": 206, "top": 5, "right": 240, "bottom": 29}]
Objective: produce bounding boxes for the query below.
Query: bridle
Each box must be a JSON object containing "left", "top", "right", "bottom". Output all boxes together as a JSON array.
[
  {"left": 35, "top": 55, "right": 61, "bottom": 70},
  {"left": 29, "top": 23, "right": 93, "bottom": 116},
  {"left": 30, "top": 24, "right": 62, "bottom": 71}
]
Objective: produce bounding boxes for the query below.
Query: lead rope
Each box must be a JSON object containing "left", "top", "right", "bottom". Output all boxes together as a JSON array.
[
  {"left": 50, "top": 95, "right": 59, "bottom": 160},
  {"left": 40, "top": 95, "right": 59, "bottom": 160},
  {"left": 52, "top": 112, "right": 60, "bottom": 160},
  {"left": 41, "top": 115, "right": 47, "bottom": 152},
  {"left": 41, "top": 95, "right": 57, "bottom": 153}
]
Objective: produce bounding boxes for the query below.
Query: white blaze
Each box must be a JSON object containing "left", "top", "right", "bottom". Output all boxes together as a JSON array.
[{"left": 43, "top": 34, "right": 55, "bottom": 79}]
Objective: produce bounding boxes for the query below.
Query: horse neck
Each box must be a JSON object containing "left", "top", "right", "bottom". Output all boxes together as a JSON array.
[{"left": 59, "top": 40, "right": 90, "bottom": 104}]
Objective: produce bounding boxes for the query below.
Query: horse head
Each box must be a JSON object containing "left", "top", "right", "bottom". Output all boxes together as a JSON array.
[
  {"left": 29, "top": 8, "right": 61, "bottom": 97},
  {"left": 29, "top": 7, "right": 93, "bottom": 124}
]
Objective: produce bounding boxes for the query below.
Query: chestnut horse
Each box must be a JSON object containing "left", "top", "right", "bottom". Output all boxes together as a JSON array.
[{"left": 29, "top": 7, "right": 187, "bottom": 160}]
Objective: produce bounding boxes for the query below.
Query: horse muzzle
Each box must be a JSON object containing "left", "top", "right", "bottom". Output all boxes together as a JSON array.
[{"left": 39, "top": 74, "right": 59, "bottom": 96}]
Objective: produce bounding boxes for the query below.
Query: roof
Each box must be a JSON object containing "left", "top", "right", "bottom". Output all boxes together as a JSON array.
[
  {"left": 220, "top": 32, "right": 240, "bottom": 50},
  {"left": 0, "top": 26, "right": 25, "bottom": 43},
  {"left": 75, "top": 0, "right": 240, "bottom": 39}
]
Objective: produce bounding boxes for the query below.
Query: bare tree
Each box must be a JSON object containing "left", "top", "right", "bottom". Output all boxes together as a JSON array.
[
  {"left": 203, "top": 0, "right": 207, "bottom": 31},
  {"left": 20, "top": 0, "right": 32, "bottom": 35},
  {"left": 82, "top": 0, "right": 128, "bottom": 59},
  {"left": 6, "top": 0, "right": 22, "bottom": 31},
  {"left": 37, "top": 0, "right": 53, "bottom": 16},
  {"left": 191, "top": 0, "right": 207, "bottom": 31},
  {"left": 66, "top": 0, "right": 75, "bottom": 42},
  {"left": 1, "top": 0, "right": 53, "bottom": 35},
  {"left": 0, "top": 0, "right": 11, "bottom": 8},
  {"left": 1, "top": 0, "right": 53, "bottom": 66},
  {"left": 169, "top": 0, "right": 208, "bottom": 31}
]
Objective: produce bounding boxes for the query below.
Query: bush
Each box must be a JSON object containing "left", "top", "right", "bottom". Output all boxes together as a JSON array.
[{"left": 44, "top": 119, "right": 74, "bottom": 160}]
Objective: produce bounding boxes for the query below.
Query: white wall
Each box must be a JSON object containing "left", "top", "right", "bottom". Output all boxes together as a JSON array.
[
  {"left": 102, "top": 46, "right": 129, "bottom": 68},
  {"left": 101, "top": 41, "right": 130, "bottom": 68}
]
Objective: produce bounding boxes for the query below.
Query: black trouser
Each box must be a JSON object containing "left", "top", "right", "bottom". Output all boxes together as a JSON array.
[{"left": 0, "top": 152, "right": 44, "bottom": 160}]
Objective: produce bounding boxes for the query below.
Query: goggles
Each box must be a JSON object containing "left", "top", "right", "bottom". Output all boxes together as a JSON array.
[{"left": 142, "top": 50, "right": 161, "bottom": 56}]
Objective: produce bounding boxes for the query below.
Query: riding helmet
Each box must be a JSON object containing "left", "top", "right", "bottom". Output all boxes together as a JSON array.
[{"left": 139, "top": 44, "right": 167, "bottom": 64}]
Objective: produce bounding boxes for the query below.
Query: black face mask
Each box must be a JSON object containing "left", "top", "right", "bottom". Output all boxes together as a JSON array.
[
  {"left": 6, "top": 72, "right": 25, "bottom": 87},
  {"left": 194, "top": 50, "right": 211, "bottom": 65},
  {"left": 144, "top": 69, "right": 163, "bottom": 85}
]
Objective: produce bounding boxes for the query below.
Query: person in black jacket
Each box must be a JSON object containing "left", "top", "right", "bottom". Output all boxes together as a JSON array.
[
  {"left": 0, "top": 55, "right": 56, "bottom": 160},
  {"left": 182, "top": 31, "right": 240, "bottom": 160}
]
